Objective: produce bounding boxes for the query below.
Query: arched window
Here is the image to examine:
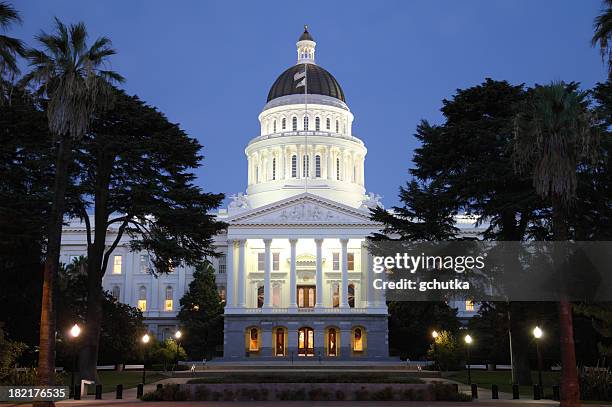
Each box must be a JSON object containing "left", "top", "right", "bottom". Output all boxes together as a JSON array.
[
  {"left": 272, "top": 158, "right": 276, "bottom": 180},
  {"left": 315, "top": 155, "right": 321, "bottom": 178},
  {"left": 165, "top": 286, "right": 173, "bottom": 311},
  {"left": 315, "top": 117, "right": 320, "bottom": 131},
  {"left": 257, "top": 285, "right": 264, "bottom": 308},
  {"left": 273, "top": 120, "right": 277, "bottom": 133},
  {"left": 336, "top": 158, "right": 341, "bottom": 180},
  {"left": 282, "top": 117, "right": 286, "bottom": 130},
  {"left": 291, "top": 155, "right": 297, "bottom": 178},
  {"left": 249, "top": 328, "right": 259, "bottom": 351},
  {"left": 353, "top": 327, "right": 364, "bottom": 352},
  {"left": 348, "top": 283, "right": 355, "bottom": 308},
  {"left": 138, "top": 286, "right": 147, "bottom": 312},
  {"left": 112, "top": 285, "right": 120, "bottom": 300},
  {"left": 275, "top": 327, "right": 286, "bottom": 356},
  {"left": 328, "top": 328, "right": 337, "bottom": 356},
  {"left": 292, "top": 116, "right": 297, "bottom": 131},
  {"left": 326, "top": 117, "right": 331, "bottom": 130},
  {"left": 302, "top": 155, "right": 309, "bottom": 178},
  {"left": 303, "top": 116, "right": 309, "bottom": 131},
  {"left": 336, "top": 120, "right": 339, "bottom": 133}
]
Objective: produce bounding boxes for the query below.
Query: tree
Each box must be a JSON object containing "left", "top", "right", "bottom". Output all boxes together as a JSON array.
[
  {"left": 514, "top": 81, "right": 600, "bottom": 407},
  {"left": 177, "top": 262, "right": 224, "bottom": 360},
  {"left": 20, "top": 18, "right": 123, "bottom": 391},
  {"left": 426, "top": 330, "right": 463, "bottom": 371},
  {"left": 0, "top": 1, "right": 25, "bottom": 99},
  {"left": 69, "top": 88, "right": 225, "bottom": 381},
  {"left": 0, "top": 322, "right": 27, "bottom": 383},
  {"left": 593, "top": 0, "right": 612, "bottom": 76}
]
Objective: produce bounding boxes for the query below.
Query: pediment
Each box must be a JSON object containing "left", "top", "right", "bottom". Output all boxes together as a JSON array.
[{"left": 227, "top": 193, "right": 379, "bottom": 226}]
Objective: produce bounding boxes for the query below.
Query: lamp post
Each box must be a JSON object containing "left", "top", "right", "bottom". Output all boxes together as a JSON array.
[
  {"left": 141, "top": 333, "right": 150, "bottom": 385},
  {"left": 533, "top": 326, "right": 543, "bottom": 392},
  {"left": 174, "top": 330, "right": 182, "bottom": 374},
  {"left": 431, "top": 330, "right": 439, "bottom": 370},
  {"left": 69, "top": 324, "right": 81, "bottom": 398},
  {"left": 464, "top": 334, "right": 473, "bottom": 385}
]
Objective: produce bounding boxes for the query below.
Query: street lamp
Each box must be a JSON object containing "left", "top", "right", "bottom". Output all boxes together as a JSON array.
[
  {"left": 174, "top": 330, "right": 182, "bottom": 374},
  {"left": 464, "top": 334, "right": 473, "bottom": 385},
  {"left": 431, "top": 331, "right": 439, "bottom": 370},
  {"left": 533, "top": 326, "right": 544, "bottom": 392},
  {"left": 69, "top": 324, "right": 81, "bottom": 398},
  {"left": 141, "top": 333, "right": 150, "bottom": 385}
]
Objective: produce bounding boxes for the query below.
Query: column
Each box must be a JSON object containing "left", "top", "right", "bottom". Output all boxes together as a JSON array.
[
  {"left": 340, "top": 238, "right": 349, "bottom": 309},
  {"left": 279, "top": 146, "right": 285, "bottom": 180},
  {"left": 225, "top": 239, "right": 235, "bottom": 309},
  {"left": 315, "top": 239, "right": 324, "bottom": 309},
  {"left": 289, "top": 239, "right": 298, "bottom": 310},
  {"left": 237, "top": 239, "right": 246, "bottom": 308},
  {"left": 327, "top": 148, "right": 334, "bottom": 180},
  {"left": 263, "top": 239, "right": 272, "bottom": 309}
]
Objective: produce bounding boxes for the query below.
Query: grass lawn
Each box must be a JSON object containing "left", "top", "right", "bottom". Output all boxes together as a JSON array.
[
  {"left": 443, "top": 370, "right": 559, "bottom": 397},
  {"left": 85, "top": 371, "right": 166, "bottom": 393},
  {"left": 188, "top": 371, "right": 423, "bottom": 384}
]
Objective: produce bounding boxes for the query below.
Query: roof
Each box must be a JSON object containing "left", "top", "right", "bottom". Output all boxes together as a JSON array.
[{"left": 266, "top": 63, "right": 346, "bottom": 103}]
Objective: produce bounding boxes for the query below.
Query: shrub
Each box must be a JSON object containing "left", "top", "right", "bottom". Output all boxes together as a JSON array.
[
  {"left": 580, "top": 367, "right": 612, "bottom": 401},
  {"left": 223, "top": 389, "right": 234, "bottom": 401},
  {"left": 370, "top": 386, "right": 394, "bottom": 401},
  {"left": 335, "top": 389, "right": 346, "bottom": 400},
  {"left": 194, "top": 386, "right": 209, "bottom": 401},
  {"left": 141, "top": 389, "right": 162, "bottom": 401},
  {"left": 355, "top": 387, "right": 369, "bottom": 401}
]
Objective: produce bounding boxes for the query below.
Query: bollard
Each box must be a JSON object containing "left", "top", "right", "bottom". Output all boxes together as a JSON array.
[
  {"left": 533, "top": 384, "right": 541, "bottom": 400},
  {"left": 137, "top": 383, "right": 144, "bottom": 398},
  {"left": 73, "top": 385, "right": 81, "bottom": 400},
  {"left": 491, "top": 384, "right": 499, "bottom": 399},
  {"left": 116, "top": 384, "right": 123, "bottom": 399},
  {"left": 156, "top": 383, "right": 163, "bottom": 391},
  {"left": 512, "top": 384, "right": 519, "bottom": 399},
  {"left": 552, "top": 385, "right": 560, "bottom": 401},
  {"left": 95, "top": 384, "right": 102, "bottom": 399},
  {"left": 471, "top": 383, "right": 478, "bottom": 399}
]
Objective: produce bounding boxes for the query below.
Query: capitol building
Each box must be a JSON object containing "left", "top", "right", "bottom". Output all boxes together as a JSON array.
[{"left": 60, "top": 27, "right": 479, "bottom": 361}]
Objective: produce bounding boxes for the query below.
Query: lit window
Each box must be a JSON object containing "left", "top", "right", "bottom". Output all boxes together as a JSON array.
[
  {"left": 272, "top": 252, "right": 280, "bottom": 271},
  {"left": 336, "top": 158, "right": 341, "bottom": 180},
  {"left": 218, "top": 287, "right": 226, "bottom": 303},
  {"left": 332, "top": 283, "right": 339, "bottom": 308},
  {"left": 328, "top": 328, "right": 337, "bottom": 356},
  {"left": 257, "top": 253, "right": 265, "bottom": 272},
  {"left": 257, "top": 285, "right": 264, "bottom": 308},
  {"left": 139, "top": 254, "right": 149, "bottom": 273},
  {"left": 282, "top": 118, "right": 286, "bottom": 129},
  {"left": 291, "top": 155, "right": 297, "bottom": 178},
  {"left": 348, "top": 283, "right": 355, "bottom": 308},
  {"left": 466, "top": 300, "right": 475, "bottom": 312},
  {"left": 315, "top": 117, "right": 320, "bottom": 131},
  {"left": 304, "top": 116, "right": 309, "bottom": 131},
  {"left": 249, "top": 328, "right": 259, "bottom": 351},
  {"left": 353, "top": 328, "right": 364, "bottom": 352},
  {"left": 112, "top": 285, "right": 120, "bottom": 300},
  {"left": 137, "top": 286, "right": 147, "bottom": 312},
  {"left": 272, "top": 285, "right": 281, "bottom": 307},
  {"left": 315, "top": 155, "right": 321, "bottom": 178},
  {"left": 303, "top": 155, "right": 309, "bottom": 178},
  {"left": 326, "top": 117, "right": 330, "bottom": 130},
  {"left": 164, "top": 286, "right": 173, "bottom": 311},
  {"left": 348, "top": 253, "right": 355, "bottom": 271},
  {"left": 292, "top": 117, "right": 297, "bottom": 131},
  {"left": 332, "top": 252, "right": 340, "bottom": 271},
  {"left": 273, "top": 120, "right": 277, "bottom": 133},
  {"left": 272, "top": 158, "right": 276, "bottom": 180},
  {"left": 112, "top": 255, "right": 122, "bottom": 274}
]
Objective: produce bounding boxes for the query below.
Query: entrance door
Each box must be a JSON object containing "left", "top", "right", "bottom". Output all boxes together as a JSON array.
[
  {"left": 275, "top": 328, "right": 285, "bottom": 356},
  {"left": 298, "top": 327, "right": 314, "bottom": 356},
  {"left": 297, "top": 285, "right": 316, "bottom": 308}
]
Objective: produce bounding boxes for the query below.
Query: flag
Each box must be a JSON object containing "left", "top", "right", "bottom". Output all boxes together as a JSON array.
[{"left": 294, "top": 69, "right": 306, "bottom": 88}]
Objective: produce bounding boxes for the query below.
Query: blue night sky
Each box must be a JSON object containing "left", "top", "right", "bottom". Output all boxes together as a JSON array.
[{"left": 12, "top": 1, "right": 607, "bottom": 207}]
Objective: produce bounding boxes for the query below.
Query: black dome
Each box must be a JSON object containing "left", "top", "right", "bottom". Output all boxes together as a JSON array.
[{"left": 266, "top": 64, "right": 345, "bottom": 103}]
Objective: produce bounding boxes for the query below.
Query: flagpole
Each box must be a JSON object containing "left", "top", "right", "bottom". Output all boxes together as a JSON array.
[{"left": 304, "top": 62, "right": 308, "bottom": 194}]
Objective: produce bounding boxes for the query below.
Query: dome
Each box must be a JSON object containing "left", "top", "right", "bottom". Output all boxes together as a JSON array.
[{"left": 266, "top": 63, "right": 346, "bottom": 103}]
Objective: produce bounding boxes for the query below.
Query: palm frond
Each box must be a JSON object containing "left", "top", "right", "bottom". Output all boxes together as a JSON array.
[{"left": 0, "top": 2, "right": 21, "bottom": 29}]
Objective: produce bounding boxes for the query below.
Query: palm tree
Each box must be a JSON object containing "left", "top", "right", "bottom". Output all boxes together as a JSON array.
[
  {"left": 0, "top": 1, "right": 25, "bottom": 99},
  {"left": 514, "top": 82, "right": 599, "bottom": 407},
  {"left": 592, "top": 0, "right": 612, "bottom": 75},
  {"left": 21, "top": 18, "right": 123, "bottom": 393}
]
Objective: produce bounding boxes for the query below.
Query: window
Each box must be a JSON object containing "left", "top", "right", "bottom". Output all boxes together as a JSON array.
[
  {"left": 272, "top": 284, "right": 281, "bottom": 307},
  {"left": 272, "top": 252, "right": 280, "bottom": 271},
  {"left": 112, "top": 285, "right": 120, "bottom": 300},
  {"left": 328, "top": 328, "right": 337, "bottom": 356},
  {"left": 348, "top": 253, "right": 355, "bottom": 271},
  {"left": 315, "top": 117, "right": 320, "bottom": 131},
  {"left": 348, "top": 283, "right": 355, "bottom": 308},
  {"left": 257, "top": 285, "right": 264, "bottom": 308},
  {"left": 353, "top": 328, "right": 364, "bottom": 352},
  {"left": 137, "top": 286, "right": 147, "bottom": 312},
  {"left": 336, "top": 120, "right": 339, "bottom": 133},
  {"left": 297, "top": 285, "right": 316, "bottom": 308},
  {"left": 282, "top": 117, "right": 286, "bottom": 129},
  {"left": 164, "top": 286, "right": 173, "bottom": 311},
  {"left": 291, "top": 155, "right": 297, "bottom": 178},
  {"left": 272, "top": 158, "right": 276, "bottom": 180},
  {"left": 275, "top": 328, "right": 285, "bottom": 356},
  {"left": 218, "top": 255, "right": 226, "bottom": 274},
  {"left": 139, "top": 254, "right": 149, "bottom": 273},
  {"left": 273, "top": 120, "right": 277, "bottom": 133},
  {"left": 257, "top": 252, "right": 265, "bottom": 272},
  {"left": 112, "top": 255, "right": 122, "bottom": 274},
  {"left": 332, "top": 252, "right": 340, "bottom": 271},
  {"left": 315, "top": 155, "right": 321, "bottom": 178},
  {"left": 249, "top": 328, "right": 259, "bottom": 351},
  {"left": 302, "top": 155, "right": 309, "bottom": 178},
  {"left": 326, "top": 117, "right": 330, "bottom": 130},
  {"left": 332, "top": 283, "right": 339, "bottom": 308},
  {"left": 303, "top": 116, "right": 309, "bottom": 130},
  {"left": 336, "top": 158, "right": 341, "bottom": 180},
  {"left": 298, "top": 327, "right": 314, "bottom": 356},
  {"left": 292, "top": 116, "right": 297, "bottom": 131},
  {"left": 465, "top": 300, "right": 475, "bottom": 312}
]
